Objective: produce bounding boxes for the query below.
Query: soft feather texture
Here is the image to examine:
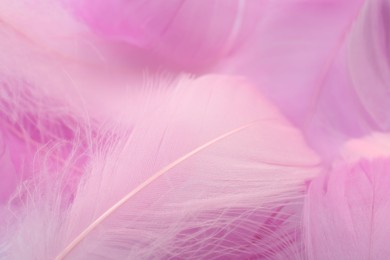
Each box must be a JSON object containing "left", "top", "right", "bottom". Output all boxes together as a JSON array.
[
  {"left": 0, "top": 8, "right": 166, "bottom": 131},
  {"left": 0, "top": 77, "right": 89, "bottom": 202},
  {"left": 2, "top": 0, "right": 390, "bottom": 259},
  {"left": 349, "top": 0, "right": 390, "bottom": 131},
  {"left": 214, "top": 0, "right": 377, "bottom": 158},
  {"left": 1, "top": 0, "right": 378, "bottom": 158},
  {"left": 0, "top": 0, "right": 177, "bottom": 224},
  {"left": 1, "top": 75, "right": 320, "bottom": 259},
  {"left": 305, "top": 158, "right": 390, "bottom": 260},
  {"left": 215, "top": 0, "right": 363, "bottom": 121},
  {"left": 64, "top": 0, "right": 264, "bottom": 67},
  {"left": 311, "top": 133, "right": 390, "bottom": 259},
  {"left": 0, "top": 76, "right": 94, "bottom": 240},
  {"left": 0, "top": 0, "right": 150, "bottom": 68}
]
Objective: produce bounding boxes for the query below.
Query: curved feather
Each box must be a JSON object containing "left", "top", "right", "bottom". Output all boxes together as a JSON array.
[{"left": 2, "top": 75, "right": 320, "bottom": 259}]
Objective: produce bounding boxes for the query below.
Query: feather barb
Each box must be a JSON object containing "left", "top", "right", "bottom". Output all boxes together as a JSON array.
[{"left": 54, "top": 121, "right": 258, "bottom": 260}]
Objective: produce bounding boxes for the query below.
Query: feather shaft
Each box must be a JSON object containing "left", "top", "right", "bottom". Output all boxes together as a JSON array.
[{"left": 54, "top": 121, "right": 257, "bottom": 259}]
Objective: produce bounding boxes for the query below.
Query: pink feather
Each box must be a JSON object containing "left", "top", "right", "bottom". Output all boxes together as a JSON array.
[
  {"left": 2, "top": 0, "right": 390, "bottom": 258},
  {"left": 0, "top": 77, "right": 93, "bottom": 235},
  {"left": 1, "top": 76, "right": 320, "bottom": 259},
  {"left": 63, "top": 0, "right": 265, "bottom": 68},
  {"left": 348, "top": 0, "right": 390, "bottom": 131},
  {"left": 305, "top": 158, "right": 390, "bottom": 259},
  {"left": 304, "top": 133, "right": 390, "bottom": 259}
]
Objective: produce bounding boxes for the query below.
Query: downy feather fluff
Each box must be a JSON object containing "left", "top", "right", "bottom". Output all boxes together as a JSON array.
[
  {"left": 1, "top": 75, "right": 320, "bottom": 259},
  {"left": 0, "top": 76, "right": 94, "bottom": 238}
]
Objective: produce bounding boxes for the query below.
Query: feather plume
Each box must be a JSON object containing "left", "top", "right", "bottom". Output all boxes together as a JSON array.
[{"left": 1, "top": 75, "right": 320, "bottom": 259}]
